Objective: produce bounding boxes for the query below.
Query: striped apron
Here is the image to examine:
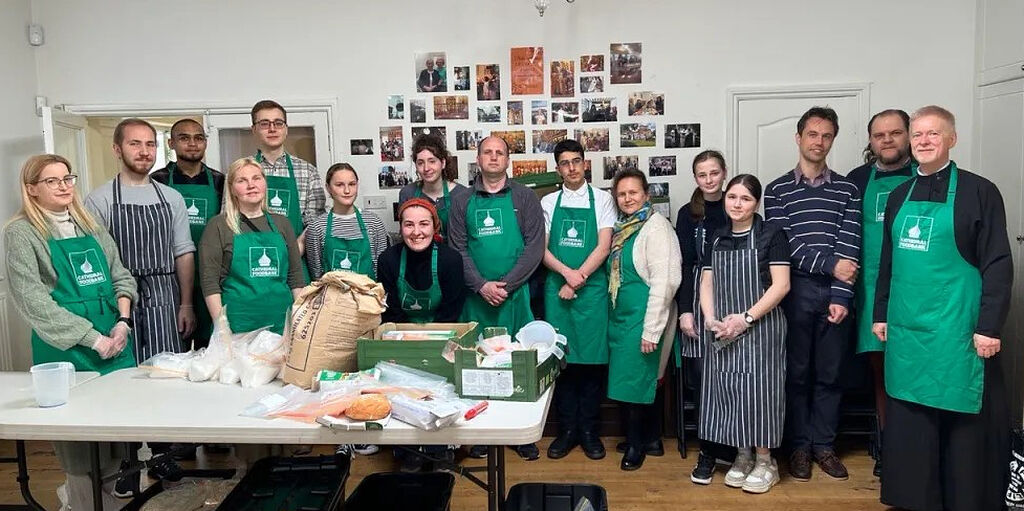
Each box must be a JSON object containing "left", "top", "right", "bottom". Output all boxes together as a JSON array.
[
  {"left": 678, "top": 221, "right": 708, "bottom": 358},
  {"left": 698, "top": 226, "right": 787, "bottom": 448},
  {"left": 109, "top": 175, "right": 183, "bottom": 362}
]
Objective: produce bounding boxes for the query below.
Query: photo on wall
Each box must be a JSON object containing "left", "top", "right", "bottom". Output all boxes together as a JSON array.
[
  {"left": 580, "top": 76, "right": 604, "bottom": 93},
  {"left": 387, "top": 95, "right": 405, "bottom": 120},
  {"left": 467, "top": 162, "right": 481, "bottom": 184},
  {"left": 491, "top": 130, "right": 527, "bottom": 154},
  {"left": 456, "top": 130, "right": 485, "bottom": 151},
  {"left": 411, "top": 126, "right": 447, "bottom": 143},
  {"left": 512, "top": 159, "right": 548, "bottom": 177},
  {"left": 453, "top": 66, "right": 471, "bottom": 91},
  {"left": 580, "top": 54, "right": 604, "bottom": 72},
  {"left": 628, "top": 91, "right": 664, "bottom": 116},
  {"left": 392, "top": 201, "right": 401, "bottom": 221},
  {"left": 648, "top": 182, "right": 670, "bottom": 198},
  {"left": 507, "top": 101, "right": 524, "bottom": 125},
  {"left": 434, "top": 95, "right": 469, "bottom": 120},
  {"left": 415, "top": 51, "right": 448, "bottom": 92},
  {"left": 603, "top": 155, "right": 639, "bottom": 179},
  {"left": 531, "top": 100, "right": 549, "bottom": 125},
  {"left": 581, "top": 97, "right": 617, "bottom": 122},
  {"left": 409, "top": 99, "right": 427, "bottom": 123},
  {"left": 478, "top": 104, "right": 502, "bottom": 123},
  {"left": 665, "top": 123, "right": 701, "bottom": 148},
  {"left": 620, "top": 122, "right": 657, "bottom": 148},
  {"left": 649, "top": 155, "right": 677, "bottom": 177},
  {"left": 610, "top": 43, "right": 642, "bottom": 84},
  {"left": 350, "top": 139, "right": 374, "bottom": 155},
  {"left": 575, "top": 128, "right": 610, "bottom": 152},
  {"left": 511, "top": 46, "right": 544, "bottom": 95},
  {"left": 551, "top": 60, "right": 575, "bottom": 98},
  {"left": 583, "top": 160, "right": 593, "bottom": 182},
  {"left": 533, "top": 129, "right": 568, "bottom": 153},
  {"left": 379, "top": 163, "right": 415, "bottom": 190},
  {"left": 551, "top": 102, "right": 579, "bottom": 123},
  {"left": 380, "top": 126, "right": 404, "bottom": 162},
  {"left": 477, "top": 64, "right": 501, "bottom": 100}
]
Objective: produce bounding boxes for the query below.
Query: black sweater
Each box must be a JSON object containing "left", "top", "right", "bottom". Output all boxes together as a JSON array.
[
  {"left": 674, "top": 198, "right": 726, "bottom": 313},
  {"left": 377, "top": 241, "right": 467, "bottom": 323},
  {"left": 873, "top": 164, "right": 1013, "bottom": 337}
]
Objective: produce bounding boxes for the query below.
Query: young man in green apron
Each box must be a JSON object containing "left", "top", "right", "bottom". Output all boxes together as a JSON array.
[
  {"left": 152, "top": 119, "right": 224, "bottom": 349},
  {"left": 541, "top": 140, "right": 615, "bottom": 461},
  {"left": 846, "top": 109, "right": 914, "bottom": 478},
  {"left": 449, "top": 135, "right": 546, "bottom": 461},
  {"left": 873, "top": 106, "right": 1012, "bottom": 511}
]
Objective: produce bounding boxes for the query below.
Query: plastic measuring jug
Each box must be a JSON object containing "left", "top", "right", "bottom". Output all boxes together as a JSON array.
[{"left": 29, "top": 361, "right": 76, "bottom": 407}]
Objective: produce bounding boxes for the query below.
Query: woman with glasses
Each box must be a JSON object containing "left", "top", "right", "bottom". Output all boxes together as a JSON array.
[{"left": 5, "top": 154, "right": 137, "bottom": 509}]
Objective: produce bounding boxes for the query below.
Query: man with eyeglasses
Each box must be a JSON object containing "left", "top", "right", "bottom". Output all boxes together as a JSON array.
[
  {"left": 540, "top": 139, "right": 615, "bottom": 461},
  {"left": 250, "top": 99, "right": 326, "bottom": 264},
  {"left": 151, "top": 118, "right": 223, "bottom": 349}
]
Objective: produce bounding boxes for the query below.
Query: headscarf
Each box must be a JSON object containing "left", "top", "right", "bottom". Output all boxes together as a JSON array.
[
  {"left": 608, "top": 201, "right": 653, "bottom": 308},
  {"left": 398, "top": 198, "right": 443, "bottom": 243}
]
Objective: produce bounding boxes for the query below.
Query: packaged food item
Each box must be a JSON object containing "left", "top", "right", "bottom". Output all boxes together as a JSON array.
[
  {"left": 138, "top": 351, "right": 201, "bottom": 379},
  {"left": 380, "top": 330, "right": 457, "bottom": 341},
  {"left": 344, "top": 394, "right": 392, "bottom": 421}
]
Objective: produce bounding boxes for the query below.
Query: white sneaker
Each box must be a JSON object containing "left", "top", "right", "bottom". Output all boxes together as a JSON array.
[
  {"left": 353, "top": 444, "right": 380, "bottom": 456},
  {"left": 57, "top": 482, "right": 69, "bottom": 511},
  {"left": 742, "top": 457, "right": 780, "bottom": 494},
  {"left": 724, "top": 448, "right": 754, "bottom": 488}
]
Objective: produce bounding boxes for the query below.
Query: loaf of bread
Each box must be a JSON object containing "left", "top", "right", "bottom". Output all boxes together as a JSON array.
[{"left": 345, "top": 393, "right": 392, "bottom": 421}]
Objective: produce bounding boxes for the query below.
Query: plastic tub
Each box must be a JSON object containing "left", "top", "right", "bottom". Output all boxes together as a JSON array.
[
  {"left": 344, "top": 472, "right": 455, "bottom": 511},
  {"left": 30, "top": 361, "right": 75, "bottom": 407},
  {"left": 504, "top": 483, "right": 609, "bottom": 511}
]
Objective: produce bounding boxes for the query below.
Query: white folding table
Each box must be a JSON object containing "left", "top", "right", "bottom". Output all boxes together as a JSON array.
[{"left": 0, "top": 369, "right": 552, "bottom": 511}]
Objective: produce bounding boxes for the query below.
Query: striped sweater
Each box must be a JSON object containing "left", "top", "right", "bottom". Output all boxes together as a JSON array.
[{"left": 764, "top": 167, "right": 862, "bottom": 307}]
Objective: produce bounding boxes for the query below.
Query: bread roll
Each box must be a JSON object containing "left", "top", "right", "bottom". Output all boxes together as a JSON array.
[{"left": 345, "top": 393, "right": 392, "bottom": 421}]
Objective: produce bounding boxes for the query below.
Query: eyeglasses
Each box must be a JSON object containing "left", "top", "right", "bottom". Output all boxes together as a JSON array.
[
  {"left": 557, "top": 157, "right": 584, "bottom": 169},
  {"left": 174, "top": 134, "right": 207, "bottom": 143},
  {"left": 254, "top": 119, "right": 287, "bottom": 130},
  {"left": 35, "top": 175, "right": 78, "bottom": 190}
]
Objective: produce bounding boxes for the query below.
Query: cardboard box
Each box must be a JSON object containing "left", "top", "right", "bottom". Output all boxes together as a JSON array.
[
  {"left": 356, "top": 322, "right": 479, "bottom": 381},
  {"left": 453, "top": 348, "right": 563, "bottom": 402}
]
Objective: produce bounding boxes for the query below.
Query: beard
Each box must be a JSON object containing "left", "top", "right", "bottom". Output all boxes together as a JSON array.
[
  {"left": 877, "top": 146, "right": 910, "bottom": 166},
  {"left": 176, "top": 151, "right": 205, "bottom": 163},
  {"left": 121, "top": 152, "right": 154, "bottom": 176}
]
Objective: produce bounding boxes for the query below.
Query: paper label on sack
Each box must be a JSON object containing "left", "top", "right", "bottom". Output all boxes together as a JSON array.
[{"left": 461, "top": 369, "right": 514, "bottom": 397}]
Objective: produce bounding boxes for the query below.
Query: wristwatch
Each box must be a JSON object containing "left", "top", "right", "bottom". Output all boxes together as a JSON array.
[
  {"left": 743, "top": 311, "right": 755, "bottom": 325},
  {"left": 116, "top": 316, "right": 133, "bottom": 329}
]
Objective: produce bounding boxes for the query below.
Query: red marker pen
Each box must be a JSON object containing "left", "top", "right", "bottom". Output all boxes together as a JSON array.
[{"left": 464, "top": 401, "right": 489, "bottom": 420}]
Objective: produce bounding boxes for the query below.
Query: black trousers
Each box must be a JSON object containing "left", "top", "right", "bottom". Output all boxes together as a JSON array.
[
  {"left": 881, "top": 358, "right": 1010, "bottom": 511},
  {"left": 783, "top": 274, "right": 849, "bottom": 452},
  {"left": 684, "top": 356, "right": 737, "bottom": 461},
  {"left": 553, "top": 363, "right": 606, "bottom": 435}
]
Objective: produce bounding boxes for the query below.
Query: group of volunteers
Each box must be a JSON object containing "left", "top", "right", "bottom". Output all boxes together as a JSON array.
[{"left": 4, "top": 99, "right": 1012, "bottom": 510}]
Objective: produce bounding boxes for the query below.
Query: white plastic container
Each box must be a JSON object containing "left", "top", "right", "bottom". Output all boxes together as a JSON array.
[
  {"left": 29, "top": 361, "right": 75, "bottom": 407},
  {"left": 514, "top": 320, "right": 557, "bottom": 347}
]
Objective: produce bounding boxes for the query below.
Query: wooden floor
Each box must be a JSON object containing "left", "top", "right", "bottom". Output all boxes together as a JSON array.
[{"left": 0, "top": 439, "right": 891, "bottom": 510}]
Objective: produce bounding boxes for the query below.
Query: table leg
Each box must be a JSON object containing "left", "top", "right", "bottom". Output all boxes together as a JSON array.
[
  {"left": 89, "top": 442, "right": 102, "bottom": 511},
  {"left": 496, "top": 446, "right": 506, "bottom": 511},
  {"left": 0, "top": 440, "right": 46, "bottom": 511},
  {"left": 486, "top": 446, "right": 498, "bottom": 511}
]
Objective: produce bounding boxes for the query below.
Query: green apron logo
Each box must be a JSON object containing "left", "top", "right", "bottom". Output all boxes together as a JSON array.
[
  {"left": 267, "top": 189, "right": 290, "bottom": 216},
  {"left": 874, "top": 192, "right": 890, "bottom": 222},
  {"left": 897, "top": 215, "right": 934, "bottom": 252},
  {"left": 249, "top": 247, "right": 281, "bottom": 278},
  {"left": 185, "top": 198, "right": 208, "bottom": 226},
  {"left": 331, "top": 250, "right": 361, "bottom": 271},
  {"left": 475, "top": 208, "right": 503, "bottom": 237},
  {"left": 401, "top": 293, "right": 430, "bottom": 311},
  {"left": 68, "top": 249, "right": 106, "bottom": 287},
  {"left": 558, "top": 219, "right": 586, "bottom": 248}
]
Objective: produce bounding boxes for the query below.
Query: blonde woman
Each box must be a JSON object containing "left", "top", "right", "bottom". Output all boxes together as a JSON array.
[
  {"left": 5, "top": 154, "right": 137, "bottom": 510},
  {"left": 199, "top": 157, "right": 304, "bottom": 335}
]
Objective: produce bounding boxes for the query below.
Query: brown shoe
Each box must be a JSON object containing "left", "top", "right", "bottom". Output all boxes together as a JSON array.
[
  {"left": 814, "top": 449, "right": 849, "bottom": 480},
  {"left": 789, "top": 449, "right": 812, "bottom": 481}
]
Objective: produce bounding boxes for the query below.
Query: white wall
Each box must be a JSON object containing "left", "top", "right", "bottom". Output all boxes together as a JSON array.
[{"left": 1, "top": 0, "right": 43, "bottom": 370}]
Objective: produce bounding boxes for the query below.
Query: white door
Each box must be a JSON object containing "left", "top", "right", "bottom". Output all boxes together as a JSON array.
[
  {"left": 41, "top": 106, "right": 91, "bottom": 187},
  {"left": 205, "top": 110, "right": 333, "bottom": 173},
  {"left": 728, "top": 85, "right": 869, "bottom": 181},
  {"left": 975, "top": 78, "right": 1024, "bottom": 422}
]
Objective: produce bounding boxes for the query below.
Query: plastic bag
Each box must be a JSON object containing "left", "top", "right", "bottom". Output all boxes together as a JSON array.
[
  {"left": 218, "top": 359, "right": 241, "bottom": 385},
  {"left": 138, "top": 351, "right": 202, "bottom": 379},
  {"left": 189, "top": 309, "right": 234, "bottom": 382},
  {"left": 237, "top": 330, "right": 287, "bottom": 388}
]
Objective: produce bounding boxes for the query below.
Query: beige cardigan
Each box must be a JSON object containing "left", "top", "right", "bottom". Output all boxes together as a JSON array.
[{"left": 626, "top": 212, "right": 682, "bottom": 377}]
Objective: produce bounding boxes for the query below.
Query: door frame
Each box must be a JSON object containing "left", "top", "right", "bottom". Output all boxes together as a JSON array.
[{"left": 725, "top": 83, "right": 871, "bottom": 171}]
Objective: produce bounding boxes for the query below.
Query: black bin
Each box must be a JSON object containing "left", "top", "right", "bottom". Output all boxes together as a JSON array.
[
  {"left": 504, "top": 483, "right": 608, "bottom": 511},
  {"left": 216, "top": 455, "right": 350, "bottom": 511},
  {"left": 345, "top": 472, "right": 455, "bottom": 511}
]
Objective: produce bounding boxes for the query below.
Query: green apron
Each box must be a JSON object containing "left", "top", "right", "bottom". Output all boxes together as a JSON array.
[
  {"left": 885, "top": 163, "right": 983, "bottom": 413},
  {"left": 415, "top": 181, "right": 451, "bottom": 241},
  {"left": 543, "top": 186, "right": 609, "bottom": 364},
  {"left": 606, "top": 231, "right": 664, "bottom": 404},
  {"left": 255, "top": 150, "right": 310, "bottom": 284},
  {"left": 167, "top": 163, "right": 220, "bottom": 344},
  {"left": 459, "top": 190, "right": 534, "bottom": 336},
  {"left": 321, "top": 208, "right": 376, "bottom": 279},
  {"left": 855, "top": 164, "right": 913, "bottom": 353},
  {"left": 31, "top": 234, "right": 135, "bottom": 374},
  {"left": 398, "top": 245, "right": 442, "bottom": 323},
  {"left": 221, "top": 212, "right": 294, "bottom": 335}
]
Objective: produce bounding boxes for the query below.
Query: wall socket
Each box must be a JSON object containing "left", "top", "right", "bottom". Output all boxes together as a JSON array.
[{"left": 364, "top": 195, "right": 386, "bottom": 210}]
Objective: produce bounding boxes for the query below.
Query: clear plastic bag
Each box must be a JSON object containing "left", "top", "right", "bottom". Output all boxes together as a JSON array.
[
  {"left": 237, "top": 330, "right": 287, "bottom": 388},
  {"left": 138, "top": 351, "right": 202, "bottom": 379}
]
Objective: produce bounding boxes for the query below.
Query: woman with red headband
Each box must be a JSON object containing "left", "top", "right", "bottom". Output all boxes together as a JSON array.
[{"left": 377, "top": 198, "right": 466, "bottom": 323}]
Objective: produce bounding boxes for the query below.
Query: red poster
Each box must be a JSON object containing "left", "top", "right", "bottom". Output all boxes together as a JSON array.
[{"left": 510, "top": 47, "right": 544, "bottom": 96}]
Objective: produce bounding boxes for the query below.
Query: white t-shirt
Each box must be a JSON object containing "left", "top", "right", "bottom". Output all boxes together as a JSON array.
[{"left": 540, "top": 183, "right": 617, "bottom": 234}]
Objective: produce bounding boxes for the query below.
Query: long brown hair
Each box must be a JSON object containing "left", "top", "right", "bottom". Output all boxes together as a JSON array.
[
  {"left": 7, "top": 154, "right": 100, "bottom": 237},
  {"left": 689, "top": 150, "right": 727, "bottom": 220}
]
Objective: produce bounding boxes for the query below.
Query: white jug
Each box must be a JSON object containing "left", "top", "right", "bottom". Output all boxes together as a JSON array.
[{"left": 29, "top": 361, "right": 76, "bottom": 407}]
